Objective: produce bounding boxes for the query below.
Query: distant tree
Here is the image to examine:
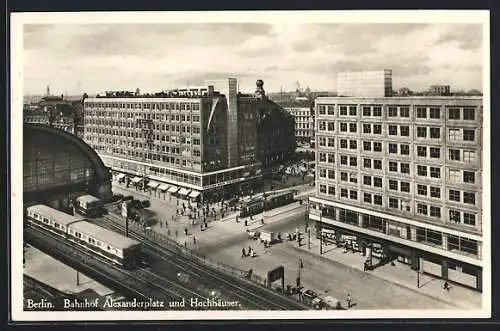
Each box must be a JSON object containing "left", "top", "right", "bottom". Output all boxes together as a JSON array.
[{"left": 467, "top": 89, "right": 482, "bottom": 96}]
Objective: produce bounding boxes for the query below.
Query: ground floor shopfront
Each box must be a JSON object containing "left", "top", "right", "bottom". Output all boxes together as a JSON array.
[{"left": 309, "top": 198, "right": 483, "bottom": 292}]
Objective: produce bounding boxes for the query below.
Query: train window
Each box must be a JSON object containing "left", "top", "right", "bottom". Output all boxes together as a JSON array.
[
  {"left": 43, "top": 218, "right": 49, "bottom": 224},
  {"left": 55, "top": 223, "right": 60, "bottom": 229},
  {"left": 107, "top": 245, "right": 111, "bottom": 250},
  {"left": 76, "top": 233, "right": 81, "bottom": 238}
]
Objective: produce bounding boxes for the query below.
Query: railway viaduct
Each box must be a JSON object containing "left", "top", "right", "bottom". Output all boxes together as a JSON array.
[{"left": 23, "top": 123, "right": 112, "bottom": 211}]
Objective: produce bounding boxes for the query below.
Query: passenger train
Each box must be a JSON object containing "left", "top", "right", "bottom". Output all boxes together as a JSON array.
[{"left": 25, "top": 204, "right": 142, "bottom": 269}]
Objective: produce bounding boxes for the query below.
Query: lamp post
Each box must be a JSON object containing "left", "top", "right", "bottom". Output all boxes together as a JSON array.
[{"left": 308, "top": 228, "right": 311, "bottom": 250}]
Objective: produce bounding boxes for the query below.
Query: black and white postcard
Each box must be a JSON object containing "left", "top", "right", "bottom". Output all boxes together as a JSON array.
[{"left": 10, "top": 10, "right": 491, "bottom": 321}]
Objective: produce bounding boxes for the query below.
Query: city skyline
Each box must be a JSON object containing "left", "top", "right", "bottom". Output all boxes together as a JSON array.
[{"left": 23, "top": 23, "right": 483, "bottom": 96}]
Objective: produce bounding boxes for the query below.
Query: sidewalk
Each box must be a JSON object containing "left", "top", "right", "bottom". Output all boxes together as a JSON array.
[{"left": 290, "top": 237, "right": 482, "bottom": 309}]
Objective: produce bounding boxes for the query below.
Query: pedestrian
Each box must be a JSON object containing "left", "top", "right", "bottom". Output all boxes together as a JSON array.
[
  {"left": 193, "top": 236, "right": 196, "bottom": 244},
  {"left": 443, "top": 281, "right": 451, "bottom": 291},
  {"left": 244, "top": 219, "right": 248, "bottom": 226},
  {"left": 346, "top": 293, "right": 351, "bottom": 309},
  {"left": 165, "top": 220, "right": 168, "bottom": 227},
  {"left": 184, "top": 227, "right": 188, "bottom": 236},
  {"left": 159, "top": 221, "right": 163, "bottom": 228},
  {"left": 241, "top": 247, "right": 246, "bottom": 258},
  {"left": 204, "top": 221, "right": 207, "bottom": 228},
  {"left": 200, "top": 223, "right": 204, "bottom": 231},
  {"left": 300, "top": 258, "right": 304, "bottom": 269}
]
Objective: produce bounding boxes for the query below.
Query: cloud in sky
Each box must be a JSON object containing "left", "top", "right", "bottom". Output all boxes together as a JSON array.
[{"left": 22, "top": 22, "right": 483, "bottom": 95}]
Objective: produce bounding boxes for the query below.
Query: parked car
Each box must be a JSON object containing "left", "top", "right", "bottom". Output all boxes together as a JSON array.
[
  {"left": 140, "top": 200, "right": 151, "bottom": 208},
  {"left": 299, "top": 288, "right": 318, "bottom": 305},
  {"left": 247, "top": 230, "right": 261, "bottom": 240}
]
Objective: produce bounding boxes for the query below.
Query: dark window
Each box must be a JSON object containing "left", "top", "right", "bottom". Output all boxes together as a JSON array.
[
  {"left": 430, "top": 167, "right": 441, "bottom": 178},
  {"left": 373, "top": 177, "right": 382, "bottom": 187},
  {"left": 464, "top": 192, "right": 475, "bottom": 204},
  {"left": 340, "top": 123, "right": 347, "bottom": 132},
  {"left": 340, "top": 155, "right": 348, "bottom": 165},
  {"left": 389, "top": 198, "right": 399, "bottom": 208},
  {"left": 388, "top": 125, "right": 397, "bottom": 136},
  {"left": 373, "top": 142, "right": 382, "bottom": 152},
  {"left": 373, "top": 107, "right": 382, "bottom": 117},
  {"left": 363, "top": 193, "right": 372, "bottom": 203},
  {"left": 373, "top": 125, "right": 382, "bottom": 134},
  {"left": 363, "top": 107, "right": 371, "bottom": 116},
  {"left": 463, "top": 213, "right": 476, "bottom": 226},
  {"left": 417, "top": 146, "right": 427, "bottom": 157},
  {"left": 363, "top": 124, "right": 371, "bottom": 133},
  {"left": 463, "top": 108, "right": 475, "bottom": 120},
  {"left": 449, "top": 189, "right": 460, "bottom": 202},
  {"left": 430, "top": 108, "right": 440, "bottom": 119},
  {"left": 463, "top": 129, "right": 475, "bottom": 141},
  {"left": 417, "top": 165, "right": 427, "bottom": 176},
  {"left": 430, "top": 206, "right": 441, "bottom": 218},
  {"left": 416, "top": 108, "right": 427, "bottom": 118},
  {"left": 340, "top": 139, "right": 348, "bottom": 149},
  {"left": 363, "top": 158, "right": 371, "bottom": 168},
  {"left": 340, "top": 172, "right": 348, "bottom": 181},
  {"left": 349, "top": 107, "right": 357, "bottom": 116},
  {"left": 417, "top": 184, "right": 427, "bottom": 196},
  {"left": 363, "top": 141, "right": 371, "bottom": 151},
  {"left": 449, "top": 108, "right": 460, "bottom": 119},
  {"left": 417, "top": 203, "right": 428, "bottom": 215},
  {"left": 430, "top": 147, "right": 440, "bottom": 158},
  {"left": 430, "top": 127, "right": 440, "bottom": 139},
  {"left": 400, "top": 182, "right": 410, "bottom": 192},
  {"left": 341, "top": 188, "right": 348, "bottom": 197},
  {"left": 417, "top": 127, "right": 427, "bottom": 138},
  {"left": 463, "top": 171, "right": 475, "bottom": 183},
  {"left": 389, "top": 143, "right": 397, "bottom": 154},
  {"left": 373, "top": 160, "right": 382, "bottom": 169},
  {"left": 400, "top": 107, "right": 410, "bottom": 117},
  {"left": 449, "top": 149, "right": 461, "bottom": 161},
  {"left": 400, "top": 126, "right": 409, "bottom": 136},
  {"left": 389, "top": 180, "right": 398, "bottom": 190},
  {"left": 430, "top": 187, "right": 441, "bottom": 198},
  {"left": 349, "top": 123, "right": 357, "bottom": 132},
  {"left": 349, "top": 140, "right": 357, "bottom": 149},
  {"left": 349, "top": 156, "right": 357, "bottom": 166},
  {"left": 389, "top": 161, "right": 397, "bottom": 172},
  {"left": 349, "top": 190, "right": 358, "bottom": 200},
  {"left": 374, "top": 195, "right": 382, "bottom": 205},
  {"left": 400, "top": 144, "right": 410, "bottom": 155},
  {"left": 388, "top": 107, "right": 397, "bottom": 117},
  {"left": 363, "top": 176, "right": 372, "bottom": 186}
]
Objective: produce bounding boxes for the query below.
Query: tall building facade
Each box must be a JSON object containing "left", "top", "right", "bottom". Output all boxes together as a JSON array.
[
  {"left": 338, "top": 70, "right": 393, "bottom": 97},
  {"left": 281, "top": 101, "right": 315, "bottom": 145},
  {"left": 83, "top": 79, "right": 262, "bottom": 202},
  {"left": 309, "top": 96, "right": 483, "bottom": 291}
]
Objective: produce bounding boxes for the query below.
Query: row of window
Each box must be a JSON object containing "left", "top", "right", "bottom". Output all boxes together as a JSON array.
[
  {"left": 317, "top": 160, "right": 477, "bottom": 184},
  {"left": 85, "top": 102, "right": 202, "bottom": 111},
  {"left": 85, "top": 114, "right": 202, "bottom": 125},
  {"left": 317, "top": 186, "right": 478, "bottom": 226},
  {"left": 317, "top": 104, "right": 477, "bottom": 121},
  {"left": 85, "top": 125, "right": 202, "bottom": 135}
]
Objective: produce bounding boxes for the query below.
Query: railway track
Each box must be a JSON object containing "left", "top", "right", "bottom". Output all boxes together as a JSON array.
[
  {"left": 94, "top": 214, "right": 308, "bottom": 310},
  {"left": 24, "top": 226, "right": 210, "bottom": 309}
]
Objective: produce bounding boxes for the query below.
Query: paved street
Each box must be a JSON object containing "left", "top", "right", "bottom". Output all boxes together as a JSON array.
[{"left": 109, "top": 182, "right": 481, "bottom": 310}]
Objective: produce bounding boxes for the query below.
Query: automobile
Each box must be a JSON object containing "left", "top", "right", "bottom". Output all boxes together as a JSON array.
[
  {"left": 299, "top": 288, "right": 318, "bottom": 304},
  {"left": 141, "top": 200, "right": 151, "bottom": 208},
  {"left": 247, "top": 230, "right": 261, "bottom": 240},
  {"left": 123, "top": 195, "right": 134, "bottom": 201}
]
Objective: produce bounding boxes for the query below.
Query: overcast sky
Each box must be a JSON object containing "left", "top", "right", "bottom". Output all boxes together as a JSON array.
[{"left": 22, "top": 23, "right": 483, "bottom": 95}]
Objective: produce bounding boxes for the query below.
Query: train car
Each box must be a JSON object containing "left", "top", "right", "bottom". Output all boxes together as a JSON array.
[
  {"left": 25, "top": 204, "right": 85, "bottom": 237},
  {"left": 263, "top": 190, "right": 295, "bottom": 211},
  {"left": 67, "top": 221, "right": 142, "bottom": 269},
  {"left": 74, "top": 195, "right": 104, "bottom": 218}
]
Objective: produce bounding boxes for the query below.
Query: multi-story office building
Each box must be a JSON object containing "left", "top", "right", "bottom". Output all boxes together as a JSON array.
[
  {"left": 281, "top": 101, "right": 314, "bottom": 145},
  {"left": 337, "top": 70, "right": 393, "bottom": 97},
  {"left": 83, "top": 78, "right": 262, "bottom": 202},
  {"left": 429, "top": 85, "right": 451, "bottom": 96},
  {"left": 309, "top": 96, "right": 483, "bottom": 291}
]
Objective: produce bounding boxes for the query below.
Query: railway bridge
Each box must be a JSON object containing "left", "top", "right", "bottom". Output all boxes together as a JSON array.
[{"left": 23, "top": 123, "right": 112, "bottom": 210}]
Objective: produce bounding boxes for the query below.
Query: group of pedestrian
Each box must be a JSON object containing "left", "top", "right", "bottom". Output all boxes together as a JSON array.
[{"left": 241, "top": 246, "right": 256, "bottom": 258}]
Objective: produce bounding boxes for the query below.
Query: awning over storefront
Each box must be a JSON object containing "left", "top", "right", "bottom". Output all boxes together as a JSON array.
[
  {"left": 168, "top": 186, "right": 179, "bottom": 193},
  {"left": 178, "top": 188, "right": 191, "bottom": 196},
  {"left": 147, "top": 181, "right": 159, "bottom": 189},
  {"left": 188, "top": 191, "right": 201, "bottom": 198},
  {"left": 131, "top": 177, "right": 142, "bottom": 183},
  {"left": 117, "top": 173, "right": 125, "bottom": 180},
  {"left": 158, "top": 184, "right": 169, "bottom": 191}
]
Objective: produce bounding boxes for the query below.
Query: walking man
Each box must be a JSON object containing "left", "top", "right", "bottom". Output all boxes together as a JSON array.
[
  {"left": 184, "top": 227, "right": 188, "bottom": 236},
  {"left": 346, "top": 293, "right": 352, "bottom": 309},
  {"left": 241, "top": 247, "right": 246, "bottom": 258}
]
